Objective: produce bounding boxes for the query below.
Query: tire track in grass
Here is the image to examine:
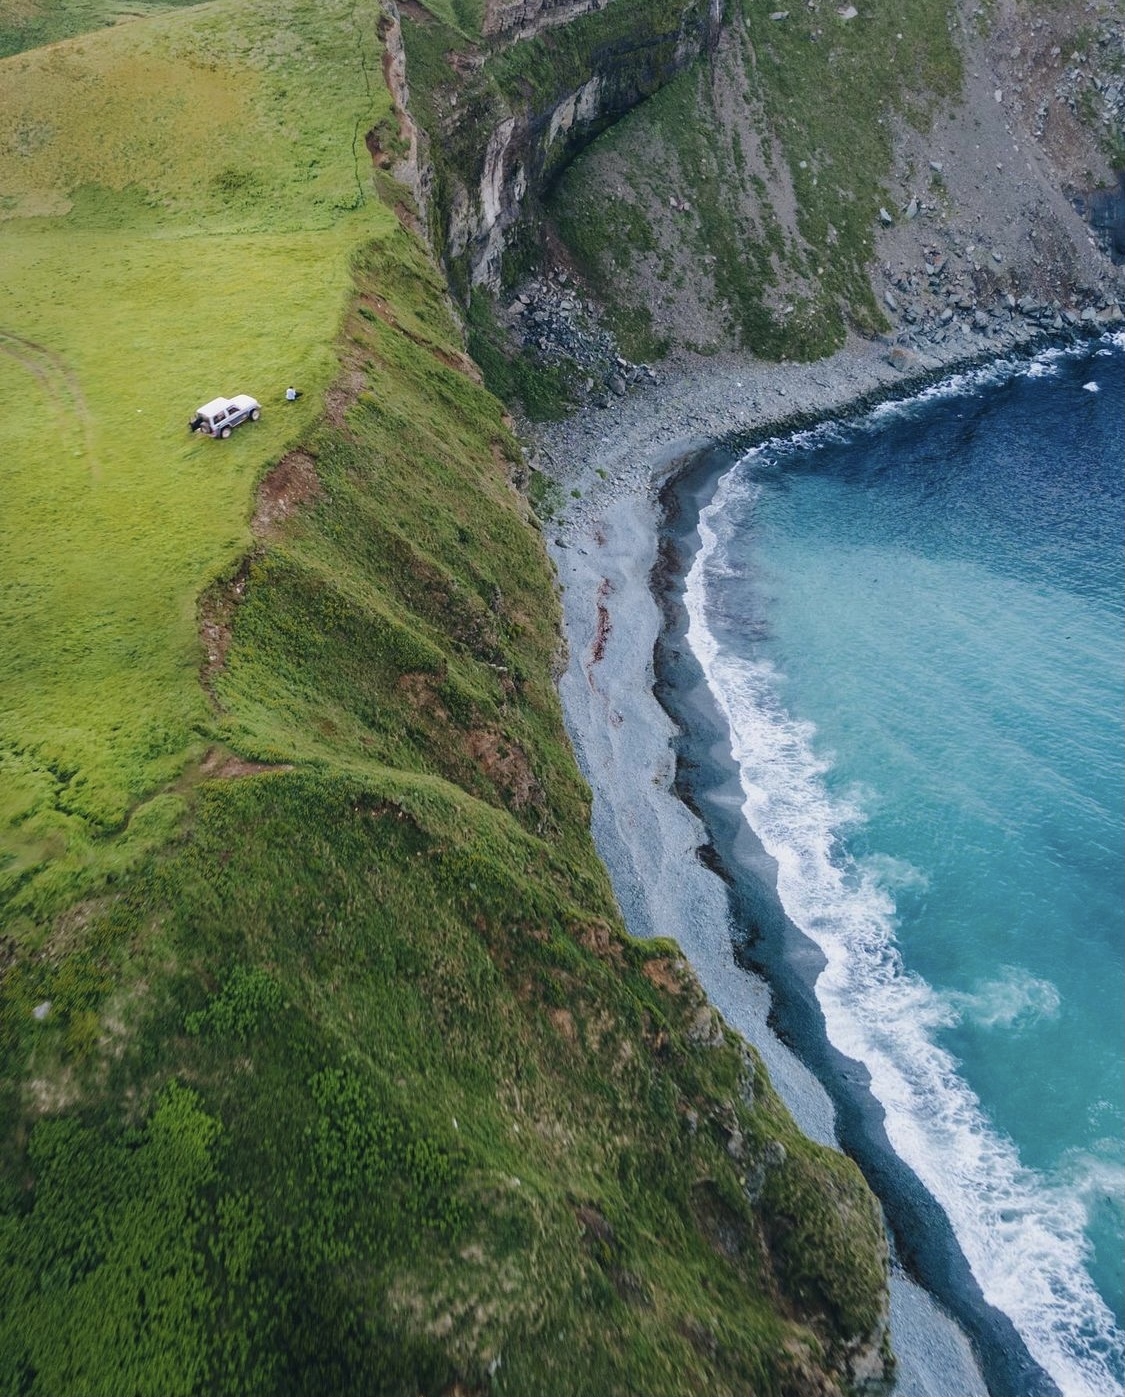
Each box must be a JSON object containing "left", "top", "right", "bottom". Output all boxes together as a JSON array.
[{"left": 0, "top": 329, "right": 98, "bottom": 478}]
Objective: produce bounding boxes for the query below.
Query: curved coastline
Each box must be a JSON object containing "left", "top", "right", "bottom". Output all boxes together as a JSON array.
[
  {"left": 653, "top": 445, "right": 1059, "bottom": 1397},
  {"left": 535, "top": 330, "right": 1085, "bottom": 1396}
]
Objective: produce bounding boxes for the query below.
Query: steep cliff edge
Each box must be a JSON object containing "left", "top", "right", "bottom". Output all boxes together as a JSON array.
[
  {"left": 0, "top": 4, "right": 893, "bottom": 1392},
  {"left": 397, "top": 0, "right": 727, "bottom": 289}
]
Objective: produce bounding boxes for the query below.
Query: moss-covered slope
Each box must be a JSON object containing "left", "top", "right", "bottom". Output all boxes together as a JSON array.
[{"left": 1, "top": 219, "right": 890, "bottom": 1395}]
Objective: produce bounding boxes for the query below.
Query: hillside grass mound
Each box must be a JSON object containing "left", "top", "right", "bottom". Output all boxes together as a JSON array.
[{"left": 0, "top": 0, "right": 393, "bottom": 920}]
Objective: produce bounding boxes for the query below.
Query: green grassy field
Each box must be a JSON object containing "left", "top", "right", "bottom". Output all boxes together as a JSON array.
[
  {"left": 0, "top": 0, "right": 202, "bottom": 59},
  {"left": 0, "top": 0, "right": 393, "bottom": 920}
]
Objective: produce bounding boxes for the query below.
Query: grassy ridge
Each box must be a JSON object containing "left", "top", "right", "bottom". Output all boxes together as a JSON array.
[
  {"left": 1, "top": 2, "right": 891, "bottom": 1391},
  {"left": 1, "top": 221, "right": 890, "bottom": 1396}
]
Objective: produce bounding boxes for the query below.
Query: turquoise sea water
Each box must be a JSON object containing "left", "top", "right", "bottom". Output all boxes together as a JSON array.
[{"left": 684, "top": 336, "right": 1124, "bottom": 1395}]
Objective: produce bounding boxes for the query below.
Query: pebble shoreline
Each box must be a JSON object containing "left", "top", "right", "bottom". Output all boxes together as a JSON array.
[
  {"left": 527, "top": 315, "right": 1119, "bottom": 522},
  {"left": 514, "top": 264, "right": 1123, "bottom": 473},
  {"left": 527, "top": 326, "right": 1101, "bottom": 1397}
]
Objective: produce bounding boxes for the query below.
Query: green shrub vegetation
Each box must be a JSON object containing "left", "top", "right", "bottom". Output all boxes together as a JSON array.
[{"left": 0, "top": 1, "right": 890, "bottom": 1391}]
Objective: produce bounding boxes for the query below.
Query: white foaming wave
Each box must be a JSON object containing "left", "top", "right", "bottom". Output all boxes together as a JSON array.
[
  {"left": 683, "top": 515, "right": 1125, "bottom": 1395},
  {"left": 778, "top": 335, "right": 1123, "bottom": 446},
  {"left": 701, "top": 468, "right": 761, "bottom": 580},
  {"left": 738, "top": 361, "right": 1016, "bottom": 459},
  {"left": 730, "top": 418, "right": 859, "bottom": 478},
  {"left": 1083, "top": 381, "right": 1101, "bottom": 392},
  {"left": 1059, "top": 1144, "right": 1125, "bottom": 1221},
  {"left": 864, "top": 345, "right": 1062, "bottom": 419},
  {"left": 945, "top": 967, "right": 1063, "bottom": 1031},
  {"left": 857, "top": 851, "right": 931, "bottom": 894},
  {"left": 1019, "top": 334, "right": 1123, "bottom": 379},
  {"left": 728, "top": 335, "right": 1124, "bottom": 474}
]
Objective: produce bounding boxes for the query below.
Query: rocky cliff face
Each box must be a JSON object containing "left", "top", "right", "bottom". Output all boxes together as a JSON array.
[
  {"left": 397, "top": 0, "right": 1122, "bottom": 366},
  {"left": 545, "top": 0, "right": 1122, "bottom": 363},
  {"left": 400, "top": 0, "right": 726, "bottom": 289},
  {"left": 482, "top": 0, "right": 607, "bottom": 44},
  {"left": 861, "top": 0, "right": 1124, "bottom": 356}
]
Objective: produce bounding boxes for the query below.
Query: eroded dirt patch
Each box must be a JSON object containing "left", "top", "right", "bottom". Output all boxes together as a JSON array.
[
  {"left": 576, "top": 917, "right": 623, "bottom": 966},
  {"left": 40, "top": 897, "right": 115, "bottom": 961},
  {"left": 395, "top": 0, "right": 433, "bottom": 21},
  {"left": 395, "top": 673, "right": 541, "bottom": 810},
  {"left": 464, "top": 727, "right": 543, "bottom": 811},
  {"left": 198, "top": 558, "right": 251, "bottom": 704},
  {"left": 548, "top": 1006, "right": 577, "bottom": 1041},
  {"left": 324, "top": 366, "right": 369, "bottom": 431},
  {"left": 575, "top": 1202, "right": 617, "bottom": 1248},
  {"left": 198, "top": 748, "right": 292, "bottom": 781},
  {"left": 251, "top": 450, "right": 322, "bottom": 539},
  {"left": 642, "top": 955, "right": 692, "bottom": 997},
  {"left": 396, "top": 670, "right": 450, "bottom": 721}
]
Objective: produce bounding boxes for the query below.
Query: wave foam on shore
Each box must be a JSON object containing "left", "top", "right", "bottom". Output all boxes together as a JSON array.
[
  {"left": 685, "top": 450, "right": 1123, "bottom": 1396},
  {"left": 538, "top": 335, "right": 1014, "bottom": 1396}
]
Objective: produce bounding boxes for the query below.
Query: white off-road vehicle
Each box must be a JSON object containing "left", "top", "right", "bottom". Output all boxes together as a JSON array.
[{"left": 189, "top": 394, "right": 261, "bottom": 438}]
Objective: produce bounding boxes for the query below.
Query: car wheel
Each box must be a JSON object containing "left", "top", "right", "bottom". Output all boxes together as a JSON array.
[
  {"left": 250, "top": 408, "right": 260, "bottom": 421},
  {"left": 220, "top": 426, "right": 232, "bottom": 438}
]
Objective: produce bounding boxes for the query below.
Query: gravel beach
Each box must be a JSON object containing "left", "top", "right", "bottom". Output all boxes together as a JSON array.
[{"left": 530, "top": 331, "right": 1067, "bottom": 1396}]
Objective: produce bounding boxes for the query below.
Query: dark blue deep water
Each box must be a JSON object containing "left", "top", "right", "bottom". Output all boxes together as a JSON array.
[{"left": 684, "top": 336, "right": 1124, "bottom": 1394}]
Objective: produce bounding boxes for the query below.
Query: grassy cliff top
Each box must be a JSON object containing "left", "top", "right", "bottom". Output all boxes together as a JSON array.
[
  {"left": 0, "top": 2, "right": 890, "bottom": 1392},
  {"left": 0, "top": 0, "right": 392, "bottom": 915}
]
